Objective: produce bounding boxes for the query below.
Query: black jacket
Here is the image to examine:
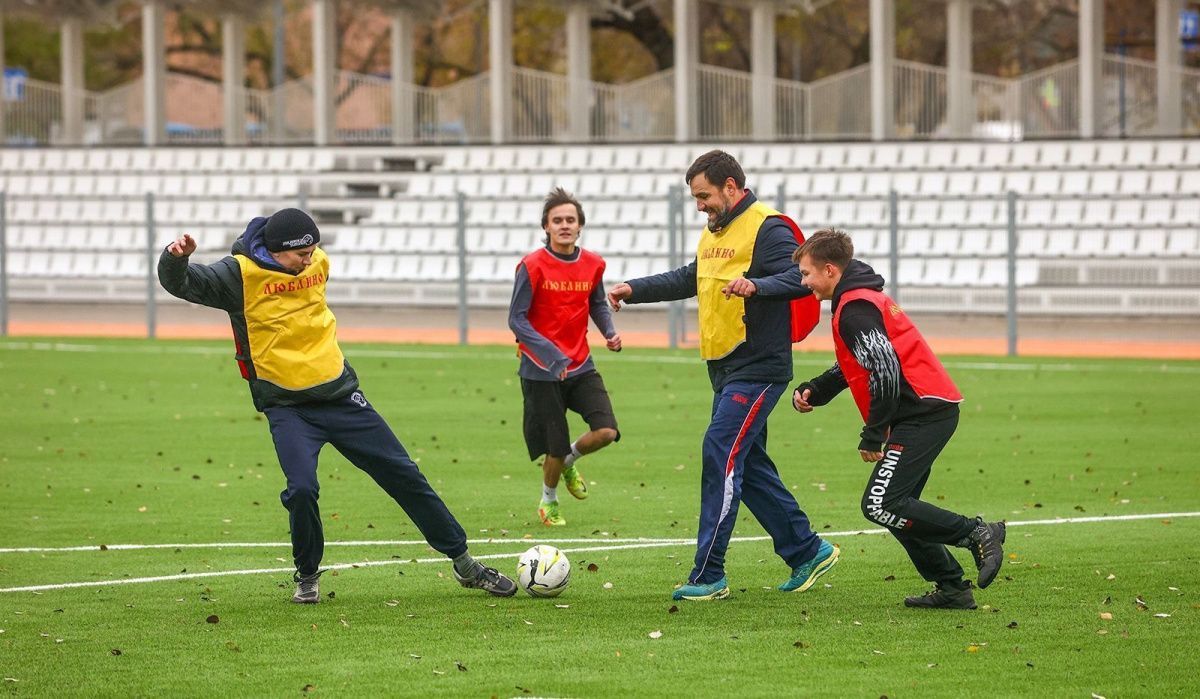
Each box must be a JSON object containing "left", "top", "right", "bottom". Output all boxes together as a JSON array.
[
  {"left": 157, "top": 218, "right": 359, "bottom": 411},
  {"left": 796, "top": 260, "right": 957, "bottom": 451},
  {"left": 624, "top": 190, "right": 812, "bottom": 391}
]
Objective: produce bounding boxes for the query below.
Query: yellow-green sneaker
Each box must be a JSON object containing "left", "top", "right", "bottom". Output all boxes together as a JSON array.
[
  {"left": 538, "top": 499, "right": 566, "bottom": 527},
  {"left": 562, "top": 465, "right": 589, "bottom": 500}
]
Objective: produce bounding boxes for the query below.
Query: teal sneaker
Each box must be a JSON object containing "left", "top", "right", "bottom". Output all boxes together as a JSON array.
[
  {"left": 672, "top": 576, "right": 730, "bottom": 601},
  {"left": 778, "top": 541, "right": 840, "bottom": 592}
]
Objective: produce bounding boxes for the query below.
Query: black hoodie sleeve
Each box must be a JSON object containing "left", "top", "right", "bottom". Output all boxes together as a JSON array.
[
  {"left": 839, "top": 299, "right": 902, "bottom": 451},
  {"left": 746, "top": 218, "right": 809, "bottom": 299},
  {"left": 796, "top": 363, "right": 848, "bottom": 406}
]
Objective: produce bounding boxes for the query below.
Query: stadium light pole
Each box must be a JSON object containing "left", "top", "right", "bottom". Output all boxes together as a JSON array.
[
  {"left": 1156, "top": 0, "right": 1183, "bottom": 135},
  {"left": 142, "top": 1, "right": 167, "bottom": 146},
  {"left": 566, "top": 0, "right": 592, "bottom": 142},
  {"left": 489, "top": 0, "right": 514, "bottom": 144},
  {"left": 312, "top": 0, "right": 337, "bottom": 146},
  {"left": 60, "top": 16, "right": 86, "bottom": 145},
  {"left": 673, "top": 0, "right": 699, "bottom": 142},
  {"left": 390, "top": 8, "right": 415, "bottom": 144},
  {"left": 1078, "top": 0, "right": 1104, "bottom": 138},
  {"left": 222, "top": 13, "right": 247, "bottom": 146},
  {"left": 869, "top": 0, "right": 895, "bottom": 141},
  {"left": 0, "top": 11, "right": 6, "bottom": 141},
  {"left": 945, "top": 0, "right": 974, "bottom": 139},
  {"left": 750, "top": 0, "right": 777, "bottom": 141},
  {"left": 273, "top": 0, "right": 285, "bottom": 142}
]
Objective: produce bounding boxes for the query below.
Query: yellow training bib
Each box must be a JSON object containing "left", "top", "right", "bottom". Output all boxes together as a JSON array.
[
  {"left": 235, "top": 249, "right": 345, "bottom": 391},
  {"left": 695, "top": 201, "right": 778, "bottom": 360}
]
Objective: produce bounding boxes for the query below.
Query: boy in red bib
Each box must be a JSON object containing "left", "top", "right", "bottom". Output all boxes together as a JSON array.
[
  {"left": 792, "top": 229, "right": 1006, "bottom": 610},
  {"left": 508, "top": 188, "right": 621, "bottom": 526}
]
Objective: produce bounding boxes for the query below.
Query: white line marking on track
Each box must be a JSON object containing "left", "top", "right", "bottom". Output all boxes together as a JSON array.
[
  {"left": 3, "top": 340, "right": 1199, "bottom": 373},
  {"left": 1, "top": 511, "right": 1195, "bottom": 594}
]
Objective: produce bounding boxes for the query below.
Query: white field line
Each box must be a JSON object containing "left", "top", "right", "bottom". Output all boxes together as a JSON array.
[
  {"left": 2, "top": 340, "right": 1199, "bottom": 374},
  {"left": 0, "top": 511, "right": 1195, "bottom": 594}
]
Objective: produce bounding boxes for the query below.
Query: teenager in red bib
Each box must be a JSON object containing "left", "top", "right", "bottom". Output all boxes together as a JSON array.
[
  {"left": 791, "top": 229, "right": 1006, "bottom": 610},
  {"left": 508, "top": 188, "right": 621, "bottom": 527}
]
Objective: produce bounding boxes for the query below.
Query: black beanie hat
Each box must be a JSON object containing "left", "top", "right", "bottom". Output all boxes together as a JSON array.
[{"left": 263, "top": 208, "right": 321, "bottom": 252}]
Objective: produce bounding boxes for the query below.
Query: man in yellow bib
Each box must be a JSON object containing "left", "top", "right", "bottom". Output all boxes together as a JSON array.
[
  {"left": 158, "top": 208, "right": 515, "bottom": 603},
  {"left": 607, "top": 151, "right": 838, "bottom": 601}
]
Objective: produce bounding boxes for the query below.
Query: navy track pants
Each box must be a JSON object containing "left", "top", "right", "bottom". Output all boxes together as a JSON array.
[
  {"left": 264, "top": 390, "right": 467, "bottom": 576},
  {"left": 689, "top": 381, "right": 821, "bottom": 585}
]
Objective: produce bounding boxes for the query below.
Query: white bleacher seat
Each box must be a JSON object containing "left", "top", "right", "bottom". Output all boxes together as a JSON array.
[
  {"left": 1029, "top": 171, "right": 1061, "bottom": 194},
  {"left": 923, "top": 258, "right": 953, "bottom": 283},
  {"left": 367, "top": 256, "right": 397, "bottom": 281},
  {"left": 944, "top": 172, "right": 975, "bottom": 196},
  {"left": 17, "top": 150, "right": 43, "bottom": 171},
  {"left": 948, "top": 258, "right": 982, "bottom": 286},
  {"left": 809, "top": 173, "right": 838, "bottom": 196},
  {"left": 390, "top": 255, "right": 418, "bottom": 279},
  {"left": 0, "top": 149, "right": 22, "bottom": 170},
  {"left": 1092, "top": 142, "right": 1127, "bottom": 168},
  {"left": 927, "top": 144, "right": 961, "bottom": 169},
  {"left": 1080, "top": 200, "right": 1113, "bottom": 226},
  {"left": 1110, "top": 200, "right": 1142, "bottom": 226},
  {"left": 41, "top": 150, "right": 65, "bottom": 171},
  {"left": 1043, "top": 231, "right": 1077, "bottom": 256},
  {"left": 795, "top": 201, "right": 829, "bottom": 229},
  {"left": 979, "top": 143, "right": 1011, "bottom": 169},
  {"left": 312, "top": 151, "right": 335, "bottom": 171},
  {"left": 1133, "top": 230, "right": 1166, "bottom": 256},
  {"left": 963, "top": 200, "right": 997, "bottom": 226},
  {"left": 782, "top": 172, "right": 813, "bottom": 195},
  {"left": 1125, "top": 141, "right": 1155, "bottom": 167},
  {"left": 1089, "top": 170, "right": 1119, "bottom": 193},
  {"left": 266, "top": 150, "right": 291, "bottom": 172},
  {"left": 1051, "top": 200, "right": 1082, "bottom": 225},
  {"left": 576, "top": 173, "right": 607, "bottom": 196},
  {"left": 1179, "top": 169, "right": 1200, "bottom": 194},
  {"left": 851, "top": 200, "right": 888, "bottom": 226},
  {"left": 738, "top": 145, "right": 770, "bottom": 171},
  {"left": 843, "top": 144, "right": 875, "bottom": 170},
  {"left": 1016, "top": 229, "right": 1046, "bottom": 254},
  {"left": 939, "top": 200, "right": 969, "bottom": 224},
  {"left": 900, "top": 229, "right": 932, "bottom": 255},
  {"left": 1039, "top": 142, "right": 1070, "bottom": 168},
  {"left": 826, "top": 200, "right": 859, "bottom": 228},
  {"left": 1010, "top": 143, "right": 1040, "bottom": 168},
  {"left": 889, "top": 172, "right": 920, "bottom": 195},
  {"left": 514, "top": 148, "right": 543, "bottom": 172},
  {"left": 560, "top": 147, "right": 591, "bottom": 171},
  {"left": 1154, "top": 141, "right": 1186, "bottom": 168},
  {"left": 907, "top": 201, "right": 940, "bottom": 226},
  {"left": 1106, "top": 231, "right": 1137, "bottom": 256},
  {"left": 978, "top": 259, "right": 1008, "bottom": 286},
  {"left": 587, "top": 147, "right": 614, "bottom": 170},
  {"left": 1075, "top": 230, "right": 1107, "bottom": 256},
  {"left": 897, "top": 258, "right": 925, "bottom": 285},
  {"left": 960, "top": 229, "right": 1002, "bottom": 255},
  {"left": 612, "top": 147, "right": 640, "bottom": 171},
  {"left": 1147, "top": 170, "right": 1180, "bottom": 194},
  {"left": 851, "top": 229, "right": 884, "bottom": 255},
  {"left": 1166, "top": 230, "right": 1199, "bottom": 256},
  {"left": 928, "top": 232, "right": 960, "bottom": 255},
  {"left": 463, "top": 148, "right": 492, "bottom": 172},
  {"left": 63, "top": 150, "right": 87, "bottom": 171},
  {"left": 1058, "top": 171, "right": 1089, "bottom": 195}
]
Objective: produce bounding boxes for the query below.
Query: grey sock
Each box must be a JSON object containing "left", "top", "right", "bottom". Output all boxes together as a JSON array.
[{"left": 452, "top": 551, "right": 482, "bottom": 577}]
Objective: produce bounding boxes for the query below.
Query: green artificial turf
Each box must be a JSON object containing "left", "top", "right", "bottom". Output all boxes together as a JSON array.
[{"left": 0, "top": 339, "right": 1197, "bottom": 697}]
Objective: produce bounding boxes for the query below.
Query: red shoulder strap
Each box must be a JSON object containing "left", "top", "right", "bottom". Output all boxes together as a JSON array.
[{"left": 769, "top": 215, "right": 820, "bottom": 343}]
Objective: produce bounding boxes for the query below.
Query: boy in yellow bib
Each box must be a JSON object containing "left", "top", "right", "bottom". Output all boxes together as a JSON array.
[{"left": 158, "top": 208, "right": 515, "bottom": 603}]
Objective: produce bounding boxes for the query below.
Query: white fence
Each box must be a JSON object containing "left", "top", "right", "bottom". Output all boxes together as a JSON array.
[{"left": 4, "top": 55, "right": 1200, "bottom": 146}]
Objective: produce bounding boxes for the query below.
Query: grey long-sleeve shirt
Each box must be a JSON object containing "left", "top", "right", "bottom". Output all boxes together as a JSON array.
[{"left": 507, "top": 246, "right": 617, "bottom": 381}]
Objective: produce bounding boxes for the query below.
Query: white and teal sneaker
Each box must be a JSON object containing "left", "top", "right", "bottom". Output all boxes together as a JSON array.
[
  {"left": 778, "top": 540, "right": 839, "bottom": 592},
  {"left": 672, "top": 576, "right": 730, "bottom": 601}
]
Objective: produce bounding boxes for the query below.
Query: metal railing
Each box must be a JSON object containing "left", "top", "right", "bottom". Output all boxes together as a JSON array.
[{"left": 4, "top": 55, "right": 1200, "bottom": 146}]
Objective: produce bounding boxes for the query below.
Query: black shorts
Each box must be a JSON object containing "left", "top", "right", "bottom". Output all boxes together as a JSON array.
[{"left": 521, "top": 371, "right": 619, "bottom": 461}]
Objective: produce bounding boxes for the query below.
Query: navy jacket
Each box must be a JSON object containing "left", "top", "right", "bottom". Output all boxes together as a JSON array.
[{"left": 624, "top": 191, "right": 812, "bottom": 391}]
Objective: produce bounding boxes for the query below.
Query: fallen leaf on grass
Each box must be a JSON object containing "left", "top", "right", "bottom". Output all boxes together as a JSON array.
[
  {"left": 409, "top": 654, "right": 421, "bottom": 659},
  {"left": 1154, "top": 613, "right": 1172, "bottom": 618},
  {"left": 966, "top": 645, "right": 980, "bottom": 653},
  {"left": 523, "top": 620, "right": 533, "bottom": 625},
  {"left": 603, "top": 582, "right": 613, "bottom": 589},
  {"left": 793, "top": 641, "right": 811, "bottom": 649},
  {"left": 110, "top": 649, "right": 122, "bottom": 655},
  {"left": 668, "top": 605, "right": 679, "bottom": 614},
  {"left": 206, "top": 615, "right": 219, "bottom": 624},
  {"left": 432, "top": 670, "right": 445, "bottom": 676},
  {"left": 872, "top": 650, "right": 885, "bottom": 655},
  {"left": 225, "top": 641, "right": 241, "bottom": 652},
  {"left": 1106, "top": 574, "right": 1116, "bottom": 580},
  {"left": 385, "top": 600, "right": 400, "bottom": 607},
  {"left": 587, "top": 563, "right": 599, "bottom": 572},
  {"left": 1007, "top": 621, "right": 1018, "bottom": 629},
  {"left": 1135, "top": 596, "right": 1149, "bottom": 611},
  {"left": 649, "top": 631, "right": 663, "bottom": 639},
  {"left": 455, "top": 662, "right": 468, "bottom": 672},
  {"left": 302, "top": 684, "right": 315, "bottom": 693},
  {"left": 1099, "top": 612, "right": 1113, "bottom": 620}
]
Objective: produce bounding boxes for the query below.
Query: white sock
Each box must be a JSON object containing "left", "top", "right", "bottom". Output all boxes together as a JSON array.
[
  {"left": 542, "top": 483, "right": 557, "bottom": 502},
  {"left": 564, "top": 442, "right": 583, "bottom": 468}
]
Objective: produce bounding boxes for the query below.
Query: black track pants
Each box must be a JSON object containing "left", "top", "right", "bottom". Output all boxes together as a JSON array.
[{"left": 859, "top": 411, "right": 976, "bottom": 585}]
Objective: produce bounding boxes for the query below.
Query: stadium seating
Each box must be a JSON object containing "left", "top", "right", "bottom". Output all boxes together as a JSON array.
[{"left": 0, "top": 140, "right": 1197, "bottom": 314}]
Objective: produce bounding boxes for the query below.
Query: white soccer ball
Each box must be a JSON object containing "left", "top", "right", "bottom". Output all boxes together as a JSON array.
[{"left": 516, "top": 544, "right": 571, "bottom": 598}]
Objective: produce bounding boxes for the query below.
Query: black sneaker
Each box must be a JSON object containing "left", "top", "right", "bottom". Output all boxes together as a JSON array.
[
  {"left": 904, "top": 582, "right": 977, "bottom": 610},
  {"left": 960, "top": 517, "right": 1006, "bottom": 589},
  {"left": 292, "top": 570, "right": 323, "bottom": 604},
  {"left": 453, "top": 565, "right": 517, "bottom": 597}
]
